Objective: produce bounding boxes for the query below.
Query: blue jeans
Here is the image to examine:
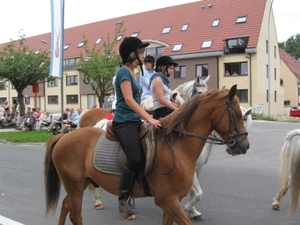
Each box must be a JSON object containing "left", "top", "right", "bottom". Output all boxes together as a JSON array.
[{"left": 112, "top": 121, "right": 143, "bottom": 172}]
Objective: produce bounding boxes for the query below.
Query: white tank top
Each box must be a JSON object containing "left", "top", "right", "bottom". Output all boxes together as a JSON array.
[{"left": 150, "top": 77, "right": 171, "bottom": 110}]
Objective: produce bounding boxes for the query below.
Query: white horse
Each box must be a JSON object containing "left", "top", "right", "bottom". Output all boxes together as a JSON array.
[
  {"left": 141, "top": 75, "right": 210, "bottom": 113},
  {"left": 272, "top": 129, "right": 300, "bottom": 223}
]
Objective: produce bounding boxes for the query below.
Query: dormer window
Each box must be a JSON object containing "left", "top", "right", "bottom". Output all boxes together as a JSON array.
[
  {"left": 95, "top": 38, "right": 102, "bottom": 45},
  {"left": 173, "top": 44, "right": 183, "bottom": 52},
  {"left": 162, "top": 26, "right": 171, "bottom": 34},
  {"left": 181, "top": 24, "right": 189, "bottom": 31},
  {"left": 131, "top": 32, "right": 139, "bottom": 37},
  {"left": 212, "top": 19, "right": 220, "bottom": 27},
  {"left": 63, "top": 44, "right": 70, "bottom": 50},
  {"left": 116, "top": 35, "right": 123, "bottom": 41},
  {"left": 224, "top": 37, "right": 249, "bottom": 54},
  {"left": 201, "top": 40, "right": 212, "bottom": 48},
  {"left": 77, "top": 41, "right": 85, "bottom": 48},
  {"left": 236, "top": 16, "right": 247, "bottom": 24}
]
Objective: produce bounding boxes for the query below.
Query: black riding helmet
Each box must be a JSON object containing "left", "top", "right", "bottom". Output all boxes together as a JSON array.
[
  {"left": 119, "top": 37, "right": 149, "bottom": 64},
  {"left": 155, "top": 56, "right": 178, "bottom": 71},
  {"left": 144, "top": 55, "right": 155, "bottom": 63}
]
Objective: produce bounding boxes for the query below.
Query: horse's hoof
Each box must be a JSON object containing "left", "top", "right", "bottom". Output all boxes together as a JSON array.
[
  {"left": 193, "top": 215, "right": 204, "bottom": 221},
  {"left": 125, "top": 214, "right": 136, "bottom": 220},
  {"left": 272, "top": 204, "right": 280, "bottom": 210},
  {"left": 95, "top": 204, "right": 104, "bottom": 210}
]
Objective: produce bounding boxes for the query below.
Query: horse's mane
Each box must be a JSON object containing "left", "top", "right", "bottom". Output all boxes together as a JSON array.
[
  {"left": 173, "top": 80, "right": 195, "bottom": 93},
  {"left": 161, "top": 88, "right": 228, "bottom": 144}
]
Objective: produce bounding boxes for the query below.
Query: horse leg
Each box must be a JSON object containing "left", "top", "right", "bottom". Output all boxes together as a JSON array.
[
  {"left": 94, "top": 187, "right": 104, "bottom": 210},
  {"left": 182, "top": 172, "right": 204, "bottom": 221},
  {"left": 272, "top": 178, "right": 291, "bottom": 210},
  {"left": 159, "top": 199, "right": 193, "bottom": 225},
  {"left": 58, "top": 195, "right": 70, "bottom": 225}
]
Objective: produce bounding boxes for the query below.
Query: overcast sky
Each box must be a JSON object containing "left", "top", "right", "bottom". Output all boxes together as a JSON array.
[{"left": 0, "top": 0, "right": 299, "bottom": 44}]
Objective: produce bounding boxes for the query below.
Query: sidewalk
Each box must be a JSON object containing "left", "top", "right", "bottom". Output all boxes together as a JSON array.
[{"left": 0, "top": 128, "right": 19, "bottom": 132}]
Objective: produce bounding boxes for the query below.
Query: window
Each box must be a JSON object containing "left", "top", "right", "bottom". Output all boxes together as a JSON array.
[
  {"left": 174, "top": 66, "right": 186, "bottom": 79},
  {"left": 48, "top": 95, "right": 58, "bottom": 104},
  {"left": 25, "top": 96, "right": 30, "bottom": 105},
  {"left": 173, "top": 44, "right": 183, "bottom": 52},
  {"left": 0, "top": 82, "right": 6, "bottom": 90},
  {"left": 162, "top": 26, "right": 171, "bottom": 34},
  {"left": 95, "top": 38, "right": 102, "bottom": 45},
  {"left": 274, "top": 46, "right": 276, "bottom": 58},
  {"left": 64, "top": 58, "right": 80, "bottom": 70},
  {"left": 0, "top": 98, "right": 6, "bottom": 104},
  {"left": 280, "top": 78, "right": 283, "bottom": 86},
  {"left": 266, "top": 65, "right": 269, "bottom": 78},
  {"left": 35, "top": 50, "right": 40, "bottom": 54},
  {"left": 196, "top": 64, "right": 208, "bottom": 77},
  {"left": 266, "top": 40, "right": 268, "bottom": 53},
  {"left": 225, "top": 37, "right": 249, "bottom": 54},
  {"left": 116, "top": 35, "right": 123, "bottom": 41},
  {"left": 63, "top": 44, "right": 70, "bottom": 50},
  {"left": 131, "top": 32, "right": 139, "bottom": 37},
  {"left": 66, "top": 95, "right": 78, "bottom": 104},
  {"left": 236, "top": 16, "right": 247, "bottom": 24},
  {"left": 66, "top": 75, "right": 78, "bottom": 86},
  {"left": 274, "top": 68, "right": 276, "bottom": 80},
  {"left": 181, "top": 24, "right": 189, "bottom": 31},
  {"left": 212, "top": 19, "right": 220, "bottom": 27},
  {"left": 146, "top": 47, "right": 164, "bottom": 60},
  {"left": 266, "top": 90, "right": 269, "bottom": 102},
  {"left": 284, "top": 100, "right": 290, "bottom": 106},
  {"left": 274, "top": 90, "right": 277, "bottom": 102},
  {"left": 48, "top": 78, "right": 58, "bottom": 87},
  {"left": 224, "top": 62, "right": 248, "bottom": 76},
  {"left": 202, "top": 40, "right": 212, "bottom": 48},
  {"left": 236, "top": 90, "right": 248, "bottom": 102},
  {"left": 77, "top": 41, "right": 85, "bottom": 48}
]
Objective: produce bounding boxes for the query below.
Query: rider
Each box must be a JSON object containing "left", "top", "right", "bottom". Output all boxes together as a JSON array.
[
  {"left": 139, "top": 55, "right": 156, "bottom": 100},
  {"left": 113, "top": 37, "right": 161, "bottom": 215},
  {"left": 150, "top": 56, "right": 179, "bottom": 119}
]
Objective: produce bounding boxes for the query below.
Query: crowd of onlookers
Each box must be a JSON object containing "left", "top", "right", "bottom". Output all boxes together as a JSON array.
[{"left": 0, "top": 100, "right": 83, "bottom": 133}]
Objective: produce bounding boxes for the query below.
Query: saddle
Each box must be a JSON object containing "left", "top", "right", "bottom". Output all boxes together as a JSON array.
[{"left": 105, "top": 121, "right": 156, "bottom": 176}]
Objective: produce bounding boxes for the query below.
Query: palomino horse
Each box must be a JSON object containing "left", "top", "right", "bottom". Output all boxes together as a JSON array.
[
  {"left": 141, "top": 75, "right": 210, "bottom": 113},
  {"left": 44, "top": 85, "right": 250, "bottom": 225},
  {"left": 272, "top": 129, "right": 300, "bottom": 224}
]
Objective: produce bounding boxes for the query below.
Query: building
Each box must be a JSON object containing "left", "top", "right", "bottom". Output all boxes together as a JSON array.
[{"left": 0, "top": 0, "right": 287, "bottom": 116}]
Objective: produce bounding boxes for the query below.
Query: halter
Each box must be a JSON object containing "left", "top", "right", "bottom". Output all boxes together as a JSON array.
[{"left": 154, "top": 95, "right": 248, "bottom": 175}]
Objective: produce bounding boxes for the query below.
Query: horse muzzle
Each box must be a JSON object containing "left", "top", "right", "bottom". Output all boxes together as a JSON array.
[{"left": 226, "top": 140, "right": 250, "bottom": 156}]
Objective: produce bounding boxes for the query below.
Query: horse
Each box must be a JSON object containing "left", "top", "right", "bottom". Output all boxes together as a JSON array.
[
  {"left": 44, "top": 85, "right": 250, "bottom": 225},
  {"left": 182, "top": 106, "right": 253, "bottom": 221},
  {"left": 272, "top": 129, "right": 300, "bottom": 224},
  {"left": 78, "top": 108, "right": 110, "bottom": 128},
  {"left": 141, "top": 75, "right": 210, "bottom": 113}
]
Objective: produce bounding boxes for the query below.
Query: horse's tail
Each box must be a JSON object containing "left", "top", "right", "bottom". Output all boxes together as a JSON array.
[
  {"left": 285, "top": 137, "right": 300, "bottom": 223},
  {"left": 279, "top": 129, "right": 300, "bottom": 192},
  {"left": 44, "top": 133, "right": 64, "bottom": 215}
]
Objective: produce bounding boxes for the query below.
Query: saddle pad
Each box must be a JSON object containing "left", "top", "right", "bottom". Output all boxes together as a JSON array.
[{"left": 93, "top": 134, "right": 122, "bottom": 176}]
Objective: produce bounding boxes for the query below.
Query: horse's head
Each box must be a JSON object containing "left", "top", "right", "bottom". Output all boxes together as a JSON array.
[
  {"left": 212, "top": 85, "right": 250, "bottom": 156},
  {"left": 191, "top": 75, "right": 210, "bottom": 97}
]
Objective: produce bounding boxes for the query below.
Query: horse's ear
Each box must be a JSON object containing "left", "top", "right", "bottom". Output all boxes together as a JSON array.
[
  {"left": 196, "top": 75, "right": 200, "bottom": 83},
  {"left": 229, "top": 85, "right": 237, "bottom": 100},
  {"left": 204, "top": 75, "right": 210, "bottom": 83},
  {"left": 171, "top": 92, "right": 178, "bottom": 101}
]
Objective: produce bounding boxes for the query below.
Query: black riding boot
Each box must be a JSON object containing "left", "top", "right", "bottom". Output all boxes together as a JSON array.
[{"left": 118, "top": 166, "right": 139, "bottom": 215}]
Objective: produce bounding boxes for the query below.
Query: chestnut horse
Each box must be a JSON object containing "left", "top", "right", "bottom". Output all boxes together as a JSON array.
[
  {"left": 44, "top": 85, "right": 250, "bottom": 225},
  {"left": 272, "top": 129, "right": 300, "bottom": 224},
  {"left": 78, "top": 108, "right": 110, "bottom": 128}
]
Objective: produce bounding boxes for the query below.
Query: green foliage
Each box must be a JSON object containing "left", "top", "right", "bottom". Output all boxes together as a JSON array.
[
  {"left": 252, "top": 113, "right": 277, "bottom": 121},
  {"left": 279, "top": 33, "right": 300, "bottom": 60},
  {"left": 0, "top": 130, "right": 53, "bottom": 143},
  {"left": 77, "top": 24, "right": 125, "bottom": 106},
  {"left": 0, "top": 33, "right": 52, "bottom": 116}
]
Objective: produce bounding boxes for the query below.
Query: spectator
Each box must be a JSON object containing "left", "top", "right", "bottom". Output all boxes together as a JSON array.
[
  {"left": 2, "top": 111, "right": 20, "bottom": 128},
  {"left": 15, "top": 107, "right": 31, "bottom": 130},
  {"left": 1, "top": 100, "right": 9, "bottom": 118},
  {"left": 39, "top": 112, "right": 52, "bottom": 130},
  {"left": 61, "top": 108, "right": 82, "bottom": 133},
  {"left": 0, "top": 109, "right": 13, "bottom": 128},
  {"left": 26, "top": 111, "right": 37, "bottom": 131}
]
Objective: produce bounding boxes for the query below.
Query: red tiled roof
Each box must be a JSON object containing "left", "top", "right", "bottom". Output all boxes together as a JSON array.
[
  {"left": 279, "top": 48, "right": 300, "bottom": 80},
  {"left": 0, "top": 0, "right": 266, "bottom": 58}
]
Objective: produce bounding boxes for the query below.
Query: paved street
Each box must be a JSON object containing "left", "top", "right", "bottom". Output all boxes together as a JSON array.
[{"left": 1, "top": 120, "right": 300, "bottom": 224}]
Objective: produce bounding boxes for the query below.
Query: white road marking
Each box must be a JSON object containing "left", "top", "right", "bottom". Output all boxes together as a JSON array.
[{"left": 0, "top": 215, "right": 24, "bottom": 225}]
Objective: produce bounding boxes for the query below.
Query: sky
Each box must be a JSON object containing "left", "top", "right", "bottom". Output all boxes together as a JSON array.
[{"left": 0, "top": 0, "right": 299, "bottom": 44}]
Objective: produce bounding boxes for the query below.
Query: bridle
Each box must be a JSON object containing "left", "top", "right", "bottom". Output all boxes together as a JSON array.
[
  {"left": 191, "top": 81, "right": 206, "bottom": 97},
  {"left": 154, "top": 95, "right": 248, "bottom": 175}
]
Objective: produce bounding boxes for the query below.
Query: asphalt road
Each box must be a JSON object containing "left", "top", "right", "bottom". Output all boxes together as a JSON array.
[{"left": 1, "top": 120, "right": 300, "bottom": 225}]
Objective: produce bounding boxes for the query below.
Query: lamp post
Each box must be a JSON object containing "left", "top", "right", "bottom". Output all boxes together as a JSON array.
[{"left": 268, "top": 0, "right": 275, "bottom": 117}]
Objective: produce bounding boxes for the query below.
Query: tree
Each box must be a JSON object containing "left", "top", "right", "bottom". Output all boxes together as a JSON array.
[
  {"left": 77, "top": 24, "right": 125, "bottom": 107},
  {"left": 278, "top": 33, "right": 300, "bottom": 60},
  {"left": 0, "top": 33, "right": 52, "bottom": 116}
]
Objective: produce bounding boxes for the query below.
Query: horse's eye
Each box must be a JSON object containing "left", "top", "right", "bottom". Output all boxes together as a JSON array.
[{"left": 235, "top": 114, "right": 242, "bottom": 120}]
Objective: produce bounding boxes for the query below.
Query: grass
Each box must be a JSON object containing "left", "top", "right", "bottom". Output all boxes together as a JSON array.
[
  {"left": 0, "top": 130, "right": 53, "bottom": 143},
  {"left": 252, "top": 114, "right": 277, "bottom": 121}
]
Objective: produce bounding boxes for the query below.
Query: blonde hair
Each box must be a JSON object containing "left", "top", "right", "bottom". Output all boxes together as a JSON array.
[
  {"left": 156, "top": 65, "right": 168, "bottom": 75},
  {"left": 125, "top": 48, "right": 145, "bottom": 68}
]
